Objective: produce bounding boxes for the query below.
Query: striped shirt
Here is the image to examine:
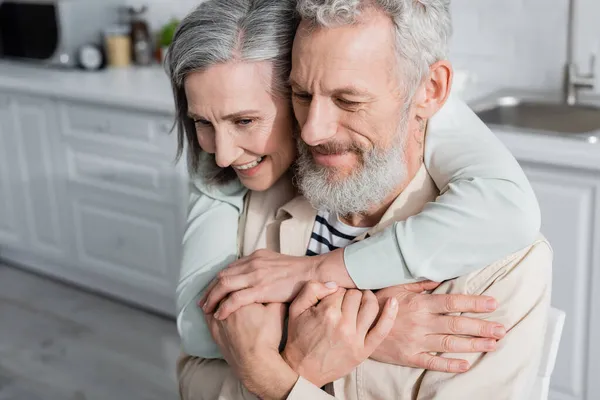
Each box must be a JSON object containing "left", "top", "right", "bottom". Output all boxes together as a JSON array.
[{"left": 306, "top": 210, "right": 371, "bottom": 256}]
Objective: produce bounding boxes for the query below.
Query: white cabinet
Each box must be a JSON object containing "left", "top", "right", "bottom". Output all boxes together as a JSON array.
[
  {"left": 0, "top": 94, "right": 27, "bottom": 248},
  {"left": 0, "top": 91, "right": 186, "bottom": 317},
  {"left": 522, "top": 164, "right": 600, "bottom": 400},
  {"left": 11, "top": 95, "right": 71, "bottom": 260}
]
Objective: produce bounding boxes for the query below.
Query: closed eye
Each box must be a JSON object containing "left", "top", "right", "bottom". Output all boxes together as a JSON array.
[
  {"left": 292, "top": 92, "right": 313, "bottom": 102},
  {"left": 194, "top": 119, "right": 212, "bottom": 127}
]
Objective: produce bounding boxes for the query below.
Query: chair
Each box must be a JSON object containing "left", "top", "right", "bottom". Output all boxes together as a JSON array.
[{"left": 529, "top": 307, "right": 566, "bottom": 400}]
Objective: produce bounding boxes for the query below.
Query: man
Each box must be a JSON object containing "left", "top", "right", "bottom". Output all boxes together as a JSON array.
[{"left": 178, "top": 1, "right": 552, "bottom": 399}]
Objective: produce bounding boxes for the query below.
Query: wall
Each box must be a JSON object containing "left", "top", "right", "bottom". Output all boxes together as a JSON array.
[{"left": 137, "top": 0, "right": 600, "bottom": 95}]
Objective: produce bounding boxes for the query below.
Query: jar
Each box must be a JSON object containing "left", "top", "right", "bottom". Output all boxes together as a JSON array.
[{"left": 104, "top": 25, "right": 132, "bottom": 68}]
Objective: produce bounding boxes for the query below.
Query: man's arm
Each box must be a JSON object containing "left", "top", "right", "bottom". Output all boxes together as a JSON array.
[{"left": 414, "top": 240, "right": 553, "bottom": 399}]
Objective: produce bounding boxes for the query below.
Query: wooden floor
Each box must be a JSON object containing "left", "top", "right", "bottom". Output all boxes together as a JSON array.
[{"left": 0, "top": 263, "right": 181, "bottom": 400}]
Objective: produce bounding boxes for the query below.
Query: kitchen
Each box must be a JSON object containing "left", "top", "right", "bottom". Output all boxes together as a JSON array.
[{"left": 0, "top": 0, "right": 599, "bottom": 399}]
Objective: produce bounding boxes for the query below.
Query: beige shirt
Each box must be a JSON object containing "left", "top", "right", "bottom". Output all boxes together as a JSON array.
[{"left": 177, "top": 166, "right": 553, "bottom": 400}]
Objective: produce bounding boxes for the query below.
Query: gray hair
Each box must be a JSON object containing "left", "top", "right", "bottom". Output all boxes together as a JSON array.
[
  {"left": 295, "top": 0, "right": 452, "bottom": 98},
  {"left": 165, "top": 0, "right": 299, "bottom": 183}
]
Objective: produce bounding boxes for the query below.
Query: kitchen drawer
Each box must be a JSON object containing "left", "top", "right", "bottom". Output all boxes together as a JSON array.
[
  {"left": 59, "top": 101, "right": 175, "bottom": 155},
  {"left": 71, "top": 195, "right": 179, "bottom": 288},
  {"left": 64, "top": 145, "right": 180, "bottom": 204}
]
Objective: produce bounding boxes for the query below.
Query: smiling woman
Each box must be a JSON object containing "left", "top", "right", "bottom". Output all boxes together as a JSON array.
[{"left": 183, "top": 61, "right": 296, "bottom": 191}]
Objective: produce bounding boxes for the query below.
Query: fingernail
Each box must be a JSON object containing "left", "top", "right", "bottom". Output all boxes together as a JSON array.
[
  {"left": 485, "top": 299, "right": 497, "bottom": 311},
  {"left": 459, "top": 362, "right": 470, "bottom": 372},
  {"left": 493, "top": 326, "right": 506, "bottom": 338},
  {"left": 390, "top": 298, "right": 398, "bottom": 309},
  {"left": 325, "top": 281, "right": 337, "bottom": 289},
  {"left": 214, "top": 308, "right": 221, "bottom": 320}
]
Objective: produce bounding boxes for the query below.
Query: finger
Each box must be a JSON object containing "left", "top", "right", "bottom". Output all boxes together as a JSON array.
[
  {"left": 214, "top": 288, "right": 261, "bottom": 320},
  {"left": 203, "top": 274, "right": 252, "bottom": 314},
  {"left": 365, "top": 297, "right": 398, "bottom": 351},
  {"left": 402, "top": 280, "right": 441, "bottom": 293},
  {"left": 267, "top": 302, "right": 288, "bottom": 326},
  {"left": 198, "top": 279, "right": 219, "bottom": 309},
  {"left": 436, "top": 315, "right": 506, "bottom": 339},
  {"left": 225, "top": 255, "right": 252, "bottom": 270},
  {"left": 356, "top": 290, "right": 379, "bottom": 335},
  {"left": 341, "top": 290, "right": 363, "bottom": 327},
  {"left": 424, "top": 294, "right": 498, "bottom": 314},
  {"left": 413, "top": 353, "right": 471, "bottom": 373},
  {"left": 217, "top": 263, "right": 250, "bottom": 278},
  {"left": 425, "top": 334, "right": 498, "bottom": 353},
  {"left": 289, "top": 281, "right": 339, "bottom": 319}
]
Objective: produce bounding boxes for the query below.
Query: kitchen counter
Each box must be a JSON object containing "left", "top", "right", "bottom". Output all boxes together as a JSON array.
[{"left": 0, "top": 60, "right": 174, "bottom": 114}]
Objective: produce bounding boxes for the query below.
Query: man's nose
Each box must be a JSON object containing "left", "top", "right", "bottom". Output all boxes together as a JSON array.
[
  {"left": 214, "top": 129, "right": 243, "bottom": 168},
  {"left": 301, "top": 100, "right": 337, "bottom": 146}
]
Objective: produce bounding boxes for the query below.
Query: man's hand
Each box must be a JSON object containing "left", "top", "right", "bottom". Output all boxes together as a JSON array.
[
  {"left": 282, "top": 281, "right": 398, "bottom": 388},
  {"left": 206, "top": 303, "right": 298, "bottom": 400},
  {"left": 200, "top": 249, "right": 332, "bottom": 319},
  {"left": 371, "top": 282, "right": 507, "bottom": 373}
]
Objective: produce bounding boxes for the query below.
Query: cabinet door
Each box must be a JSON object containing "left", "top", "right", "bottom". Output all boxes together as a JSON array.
[
  {"left": 0, "top": 94, "right": 27, "bottom": 248},
  {"left": 522, "top": 164, "right": 598, "bottom": 400},
  {"left": 11, "top": 95, "right": 70, "bottom": 259}
]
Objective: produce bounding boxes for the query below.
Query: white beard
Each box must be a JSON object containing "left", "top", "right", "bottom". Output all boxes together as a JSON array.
[{"left": 295, "top": 118, "right": 409, "bottom": 216}]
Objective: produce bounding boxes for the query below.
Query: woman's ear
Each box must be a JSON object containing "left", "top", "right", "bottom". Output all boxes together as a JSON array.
[{"left": 414, "top": 61, "right": 453, "bottom": 120}]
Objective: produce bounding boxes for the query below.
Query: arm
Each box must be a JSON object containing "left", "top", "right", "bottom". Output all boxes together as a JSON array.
[
  {"left": 414, "top": 239, "right": 552, "bottom": 399},
  {"left": 343, "top": 96, "right": 541, "bottom": 288},
  {"left": 176, "top": 176, "right": 246, "bottom": 358}
]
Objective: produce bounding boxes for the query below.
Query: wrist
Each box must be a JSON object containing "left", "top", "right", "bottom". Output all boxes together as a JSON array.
[
  {"left": 315, "top": 249, "right": 356, "bottom": 289},
  {"left": 245, "top": 350, "right": 298, "bottom": 400},
  {"left": 282, "top": 347, "right": 326, "bottom": 389}
]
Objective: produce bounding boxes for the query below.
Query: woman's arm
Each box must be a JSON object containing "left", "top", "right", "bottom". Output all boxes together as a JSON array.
[
  {"left": 343, "top": 95, "right": 541, "bottom": 288},
  {"left": 176, "top": 177, "right": 246, "bottom": 358}
]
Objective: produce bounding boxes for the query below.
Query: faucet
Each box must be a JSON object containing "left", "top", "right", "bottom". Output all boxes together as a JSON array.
[
  {"left": 563, "top": 0, "right": 596, "bottom": 105},
  {"left": 564, "top": 55, "right": 596, "bottom": 106}
]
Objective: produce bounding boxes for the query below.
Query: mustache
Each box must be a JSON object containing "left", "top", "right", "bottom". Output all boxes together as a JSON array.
[{"left": 307, "top": 141, "right": 365, "bottom": 156}]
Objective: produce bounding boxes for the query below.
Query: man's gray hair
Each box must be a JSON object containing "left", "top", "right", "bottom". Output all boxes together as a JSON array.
[
  {"left": 296, "top": 0, "right": 452, "bottom": 97},
  {"left": 165, "top": 0, "right": 298, "bottom": 183}
]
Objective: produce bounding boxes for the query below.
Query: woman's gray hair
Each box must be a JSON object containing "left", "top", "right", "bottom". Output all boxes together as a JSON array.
[
  {"left": 296, "top": 0, "right": 452, "bottom": 99},
  {"left": 165, "top": 0, "right": 299, "bottom": 183}
]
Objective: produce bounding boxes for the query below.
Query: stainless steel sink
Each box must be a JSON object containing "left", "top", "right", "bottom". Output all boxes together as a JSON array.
[{"left": 474, "top": 95, "right": 600, "bottom": 143}]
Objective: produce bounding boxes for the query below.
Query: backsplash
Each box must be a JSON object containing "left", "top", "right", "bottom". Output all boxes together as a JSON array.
[{"left": 137, "top": 0, "right": 600, "bottom": 95}]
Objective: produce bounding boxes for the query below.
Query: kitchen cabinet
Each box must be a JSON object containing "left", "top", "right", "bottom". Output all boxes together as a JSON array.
[
  {"left": 521, "top": 164, "right": 599, "bottom": 400},
  {"left": 0, "top": 90, "right": 187, "bottom": 316},
  {"left": 0, "top": 94, "right": 27, "bottom": 248},
  {"left": 490, "top": 127, "right": 600, "bottom": 400}
]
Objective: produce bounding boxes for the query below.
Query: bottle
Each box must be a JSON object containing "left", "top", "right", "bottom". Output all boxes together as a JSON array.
[
  {"left": 104, "top": 25, "right": 132, "bottom": 68},
  {"left": 129, "top": 5, "right": 152, "bottom": 66}
]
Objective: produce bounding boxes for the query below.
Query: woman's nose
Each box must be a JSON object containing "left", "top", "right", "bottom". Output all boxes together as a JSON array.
[{"left": 214, "top": 129, "right": 243, "bottom": 168}]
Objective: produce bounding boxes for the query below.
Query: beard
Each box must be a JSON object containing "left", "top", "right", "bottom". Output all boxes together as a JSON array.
[{"left": 294, "top": 117, "right": 409, "bottom": 216}]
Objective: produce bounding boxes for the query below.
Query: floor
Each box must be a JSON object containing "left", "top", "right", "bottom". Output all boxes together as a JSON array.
[{"left": 0, "top": 263, "right": 181, "bottom": 400}]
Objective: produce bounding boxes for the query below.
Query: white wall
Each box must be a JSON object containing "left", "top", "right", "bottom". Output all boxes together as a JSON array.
[{"left": 139, "top": 0, "right": 600, "bottom": 94}]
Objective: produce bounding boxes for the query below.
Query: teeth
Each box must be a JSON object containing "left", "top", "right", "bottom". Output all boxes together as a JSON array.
[{"left": 234, "top": 157, "right": 264, "bottom": 170}]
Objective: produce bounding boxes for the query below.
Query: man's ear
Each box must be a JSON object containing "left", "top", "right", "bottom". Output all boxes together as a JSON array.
[{"left": 414, "top": 60, "right": 453, "bottom": 120}]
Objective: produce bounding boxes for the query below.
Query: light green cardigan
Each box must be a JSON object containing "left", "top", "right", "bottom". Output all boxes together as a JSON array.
[{"left": 177, "top": 95, "right": 541, "bottom": 358}]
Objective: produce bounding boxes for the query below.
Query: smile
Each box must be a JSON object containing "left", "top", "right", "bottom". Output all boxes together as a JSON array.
[{"left": 233, "top": 157, "right": 264, "bottom": 170}]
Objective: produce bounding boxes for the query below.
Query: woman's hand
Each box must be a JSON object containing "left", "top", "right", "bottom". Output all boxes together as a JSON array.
[
  {"left": 200, "top": 249, "right": 332, "bottom": 320},
  {"left": 205, "top": 302, "right": 298, "bottom": 398},
  {"left": 371, "top": 282, "right": 507, "bottom": 373},
  {"left": 282, "top": 281, "right": 398, "bottom": 388}
]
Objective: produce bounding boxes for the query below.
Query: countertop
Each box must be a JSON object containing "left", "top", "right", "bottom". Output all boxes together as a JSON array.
[{"left": 0, "top": 60, "right": 175, "bottom": 114}]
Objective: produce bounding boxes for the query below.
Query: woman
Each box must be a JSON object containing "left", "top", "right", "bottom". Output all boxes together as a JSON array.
[{"left": 168, "top": 0, "right": 540, "bottom": 366}]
